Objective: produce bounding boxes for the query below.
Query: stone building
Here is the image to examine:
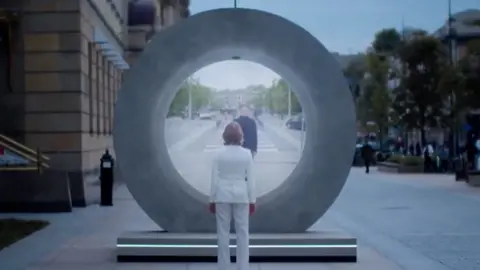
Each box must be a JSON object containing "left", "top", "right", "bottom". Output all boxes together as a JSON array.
[
  {"left": 434, "top": 9, "right": 480, "bottom": 60},
  {"left": 0, "top": 0, "right": 189, "bottom": 208}
]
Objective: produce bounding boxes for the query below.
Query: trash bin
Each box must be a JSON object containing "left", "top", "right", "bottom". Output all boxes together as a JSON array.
[
  {"left": 100, "top": 149, "right": 115, "bottom": 206},
  {"left": 454, "top": 156, "right": 467, "bottom": 181}
]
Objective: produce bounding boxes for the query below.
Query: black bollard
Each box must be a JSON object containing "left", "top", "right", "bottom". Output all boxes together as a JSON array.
[{"left": 100, "top": 149, "right": 114, "bottom": 206}]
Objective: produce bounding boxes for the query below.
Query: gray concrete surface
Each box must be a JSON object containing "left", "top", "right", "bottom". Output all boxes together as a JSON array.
[
  {"left": 0, "top": 183, "right": 401, "bottom": 270},
  {"left": 113, "top": 8, "right": 356, "bottom": 233},
  {"left": 0, "top": 171, "right": 72, "bottom": 213},
  {"left": 2, "top": 120, "right": 480, "bottom": 269},
  {"left": 164, "top": 118, "right": 215, "bottom": 147}
]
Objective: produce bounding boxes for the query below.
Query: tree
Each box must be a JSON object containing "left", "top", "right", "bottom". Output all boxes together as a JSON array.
[
  {"left": 394, "top": 35, "right": 449, "bottom": 144},
  {"left": 437, "top": 39, "right": 480, "bottom": 128},
  {"left": 363, "top": 52, "right": 392, "bottom": 145},
  {"left": 249, "top": 85, "right": 269, "bottom": 110},
  {"left": 168, "top": 79, "right": 213, "bottom": 117},
  {"left": 343, "top": 54, "right": 367, "bottom": 84},
  {"left": 262, "top": 79, "right": 301, "bottom": 115},
  {"left": 354, "top": 28, "right": 402, "bottom": 138},
  {"left": 343, "top": 54, "right": 367, "bottom": 100},
  {"left": 458, "top": 39, "right": 480, "bottom": 109},
  {"left": 372, "top": 28, "right": 402, "bottom": 56},
  {"left": 169, "top": 84, "right": 189, "bottom": 117}
]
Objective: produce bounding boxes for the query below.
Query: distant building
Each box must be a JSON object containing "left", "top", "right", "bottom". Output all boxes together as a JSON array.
[
  {"left": 213, "top": 88, "right": 256, "bottom": 109},
  {"left": 434, "top": 9, "right": 480, "bottom": 61}
]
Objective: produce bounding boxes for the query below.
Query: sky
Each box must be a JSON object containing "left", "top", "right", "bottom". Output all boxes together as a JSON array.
[{"left": 188, "top": 0, "right": 480, "bottom": 90}]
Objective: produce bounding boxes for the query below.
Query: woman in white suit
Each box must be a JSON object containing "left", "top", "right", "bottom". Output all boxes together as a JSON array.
[{"left": 209, "top": 121, "right": 256, "bottom": 270}]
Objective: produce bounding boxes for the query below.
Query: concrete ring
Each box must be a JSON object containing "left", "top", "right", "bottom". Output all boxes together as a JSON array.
[{"left": 113, "top": 8, "right": 356, "bottom": 233}]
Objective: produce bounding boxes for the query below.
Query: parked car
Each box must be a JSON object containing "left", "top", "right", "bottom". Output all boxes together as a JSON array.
[
  {"left": 198, "top": 111, "right": 216, "bottom": 120},
  {"left": 285, "top": 114, "right": 305, "bottom": 130}
]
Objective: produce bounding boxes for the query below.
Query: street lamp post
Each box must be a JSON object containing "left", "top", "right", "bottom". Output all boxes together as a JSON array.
[
  {"left": 287, "top": 87, "right": 292, "bottom": 118},
  {"left": 447, "top": 0, "right": 458, "bottom": 157},
  {"left": 188, "top": 80, "right": 193, "bottom": 120}
]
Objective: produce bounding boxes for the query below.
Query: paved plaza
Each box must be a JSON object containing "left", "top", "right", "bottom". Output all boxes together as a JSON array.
[{"left": 1, "top": 117, "right": 480, "bottom": 269}]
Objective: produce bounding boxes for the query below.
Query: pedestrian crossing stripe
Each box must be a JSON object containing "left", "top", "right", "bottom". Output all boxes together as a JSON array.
[
  {"left": 206, "top": 130, "right": 279, "bottom": 152},
  {"left": 203, "top": 144, "right": 279, "bottom": 152}
]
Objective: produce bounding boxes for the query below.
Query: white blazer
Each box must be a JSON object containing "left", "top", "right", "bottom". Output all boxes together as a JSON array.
[{"left": 209, "top": 145, "right": 256, "bottom": 204}]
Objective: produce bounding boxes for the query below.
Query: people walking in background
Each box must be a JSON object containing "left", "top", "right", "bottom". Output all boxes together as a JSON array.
[
  {"left": 235, "top": 105, "right": 258, "bottom": 158},
  {"left": 466, "top": 134, "right": 477, "bottom": 170},
  {"left": 209, "top": 122, "right": 256, "bottom": 270},
  {"left": 215, "top": 112, "right": 223, "bottom": 129},
  {"left": 415, "top": 143, "right": 422, "bottom": 157},
  {"left": 423, "top": 142, "right": 434, "bottom": 172},
  {"left": 438, "top": 145, "right": 450, "bottom": 172},
  {"left": 475, "top": 137, "right": 480, "bottom": 170},
  {"left": 408, "top": 144, "right": 414, "bottom": 156},
  {"left": 361, "top": 140, "right": 374, "bottom": 174}
]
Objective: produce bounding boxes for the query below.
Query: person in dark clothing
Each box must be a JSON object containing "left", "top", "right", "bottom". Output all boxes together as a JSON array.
[
  {"left": 361, "top": 142, "right": 374, "bottom": 174},
  {"left": 466, "top": 139, "right": 477, "bottom": 170},
  {"left": 415, "top": 143, "right": 422, "bottom": 156},
  {"left": 423, "top": 143, "right": 433, "bottom": 172},
  {"left": 436, "top": 146, "right": 448, "bottom": 172},
  {"left": 234, "top": 105, "right": 258, "bottom": 158}
]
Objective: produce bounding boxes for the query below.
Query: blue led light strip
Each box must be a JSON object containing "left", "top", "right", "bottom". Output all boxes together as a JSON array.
[{"left": 117, "top": 244, "right": 357, "bottom": 248}]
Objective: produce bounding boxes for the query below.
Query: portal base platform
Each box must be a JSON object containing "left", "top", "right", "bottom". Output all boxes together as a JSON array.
[{"left": 116, "top": 231, "right": 357, "bottom": 262}]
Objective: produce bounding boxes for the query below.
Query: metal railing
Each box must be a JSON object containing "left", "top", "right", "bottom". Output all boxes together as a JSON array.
[{"left": 0, "top": 134, "right": 49, "bottom": 173}]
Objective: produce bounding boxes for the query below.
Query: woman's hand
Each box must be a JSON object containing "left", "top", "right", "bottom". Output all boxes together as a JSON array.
[
  {"left": 249, "top": 204, "right": 256, "bottom": 215},
  {"left": 209, "top": 203, "right": 216, "bottom": 214}
]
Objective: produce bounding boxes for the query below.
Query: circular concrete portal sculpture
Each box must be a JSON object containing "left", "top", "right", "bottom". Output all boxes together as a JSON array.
[{"left": 113, "top": 8, "right": 356, "bottom": 233}]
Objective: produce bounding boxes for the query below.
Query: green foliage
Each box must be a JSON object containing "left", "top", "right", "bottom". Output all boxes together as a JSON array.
[
  {"left": 386, "top": 154, "right": 423, "bottom": 166},
  {"left": 253, "top": 78, "right": 301, "bottom": 115},
  {"left": 372, "top": 28, "right": 402, "bottom": 55},
  {"left": 249, "top": 85, "right": 269, "bottom": 110},
  {"left": 393, "top": 35, "right": 448, "bottom": 143},
  {"left": 364, "top": 53, "right": 392, "bottom": 139},
  {"left": 353, "top": 28, "right": 403, "bottom": 134},
  {"left": 343, "top": 54, "right": 367, "bottom": 84},
  {"left": 168, "top": 79, "right": 214, "bottom": 117},
  {"left": 456, "top": 39, "right": 480, "bottom": 110}
]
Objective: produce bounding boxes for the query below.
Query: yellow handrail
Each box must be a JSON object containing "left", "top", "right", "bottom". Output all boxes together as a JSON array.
[
  {"left": 0, "top": 134, "right": 50, "bottom": 161},
  {"left": 0, "top": 166, "right": 40, "bottom": 172},
  {"left": 0, "top": 142, "right": 49, "bottom": 168}
]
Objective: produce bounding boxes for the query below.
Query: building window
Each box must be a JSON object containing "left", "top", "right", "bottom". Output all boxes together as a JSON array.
[
  {"left": 107, "top": 61, "right": 112, "bottom": 135},
  {"left": 0, "top": 21, "right": 11, "bottom": 93},
  {"left": 110, "top": 64, "right": 116, "bottom": 134},
  {"left": 103, "top": 57, "right": 108, "bottom": 135},
  {"left": 96, "top": 49, "right": 102, "bottom": 135},
  {"left": 88, "top": 42, "right": 95, "bottom": 134}
]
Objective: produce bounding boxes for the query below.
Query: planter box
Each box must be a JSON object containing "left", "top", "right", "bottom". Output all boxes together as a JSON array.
[
  {"left": 378, "top": 162, "right": 424, "bottom": 173},
  {"left": 0, "top": 170, "right": 72, "bottom": 212},
  {"left": 466, "top": 171, "right": 480, "bottom": 187}
]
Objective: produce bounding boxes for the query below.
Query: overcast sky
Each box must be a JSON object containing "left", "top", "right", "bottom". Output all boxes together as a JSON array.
[
  {"left": 188, "top": 0, "right": 479, "bottom": 90},
  {"left": 191, "top": 61, "right": 280, "bottom": 90}
]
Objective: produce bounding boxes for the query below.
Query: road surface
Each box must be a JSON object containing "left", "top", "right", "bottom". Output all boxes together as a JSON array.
[
  {"left": 168, "top": 119, "right": 301, "bottom": 196},
  {"left": 2, "top": 117, "right": 480, "bottom": 269}
]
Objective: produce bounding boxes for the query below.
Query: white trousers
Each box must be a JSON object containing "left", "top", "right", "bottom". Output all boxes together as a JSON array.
[{"left": 215, "top": 203, "right": 250, "bottom": 270}]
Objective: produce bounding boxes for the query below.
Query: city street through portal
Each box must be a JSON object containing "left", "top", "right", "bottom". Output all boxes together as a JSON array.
[{"left": 2, "top": 117, "right": 480, "bottom": 270}]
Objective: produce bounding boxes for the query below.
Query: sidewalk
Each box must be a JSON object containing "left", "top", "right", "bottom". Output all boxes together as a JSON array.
[
  {"left": 371, "top": 168, "right": 480, "bottom": 199},
  {"left": 0, "top": 184, "right": 403, "bottom": 270},
  {"left": 164, "top": 118, "right": 215, "bottom": 147}
]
